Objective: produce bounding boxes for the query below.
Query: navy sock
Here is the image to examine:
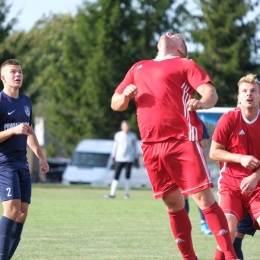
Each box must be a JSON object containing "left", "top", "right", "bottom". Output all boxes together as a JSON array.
[
  {"left": 0, "top": 216, "right": 15, "bottom": 260},
  {"left": 184, "top": 199, "right": 189, "bottom": 214},
  {"left": 233, "top": 237, "right": 244, "bottom": 260},
  {"left": 8, "top": 221, "right": 24, "bottom": 259}
]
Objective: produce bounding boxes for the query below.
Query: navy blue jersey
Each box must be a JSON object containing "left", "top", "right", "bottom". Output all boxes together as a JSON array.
[{"left": 0, "top": 91, "right": 32, "bottom": 169}]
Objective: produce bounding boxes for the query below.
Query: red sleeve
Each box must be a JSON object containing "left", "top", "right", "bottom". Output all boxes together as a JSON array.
[
  {"left": 182, "top": 59, "right": 214, "bottom": 91},
  {"left": 115, "top": 61, "right": 144, "bottom": 94},
  {"left": 212, "top": 113, "right": 232, "bottom": 146}
]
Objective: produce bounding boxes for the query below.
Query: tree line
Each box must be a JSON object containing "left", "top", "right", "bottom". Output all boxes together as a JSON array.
[{"left": 0, "top": 0, "right": 259, "bottom": 156}]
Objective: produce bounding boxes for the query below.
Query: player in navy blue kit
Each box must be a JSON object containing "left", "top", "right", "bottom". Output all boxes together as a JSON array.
[{"left": 0, "top": 59, "right": 49, "bottom": 259}]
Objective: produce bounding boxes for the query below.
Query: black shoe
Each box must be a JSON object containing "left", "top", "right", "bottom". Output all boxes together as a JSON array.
[{"left": 104, "top": 194, "right": 115, "bottom": 199}]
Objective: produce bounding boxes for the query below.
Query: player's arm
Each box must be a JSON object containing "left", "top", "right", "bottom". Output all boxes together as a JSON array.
[
  {"left": 240, "top": 167, "right": 260, "bottom": 195},
  {"left": 27, "top": 126, "right": 49, "bottom": 173},
  {"left": 210, "top": 140, "right": 260, "bottom": 170},
  {"left": 187, "top": 83, "right": 218, "bottom": 111},
  {"left": 0, "top": 123, "right": 29, "bottom": 143},
  {"left": 111, "top": 84, "right": 137, "bottom": 111}
]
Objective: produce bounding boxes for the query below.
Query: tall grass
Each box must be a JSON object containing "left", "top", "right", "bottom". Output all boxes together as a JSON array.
[{"left": 5, "top": 185, "right": 259, "bottom": 260}]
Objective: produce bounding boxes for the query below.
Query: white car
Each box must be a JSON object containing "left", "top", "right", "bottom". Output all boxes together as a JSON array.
[{"left": 62, "top": 139, "right": 151, "bottom": 188}]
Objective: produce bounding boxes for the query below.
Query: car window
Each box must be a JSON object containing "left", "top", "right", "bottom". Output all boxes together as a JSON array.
[{"left": 70, "top": 152, "right": 110, "bottom": 167}]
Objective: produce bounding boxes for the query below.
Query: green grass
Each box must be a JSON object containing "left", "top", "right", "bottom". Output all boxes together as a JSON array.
[{"left": 5, "top": 184, "right": 259, "bottom": 259}]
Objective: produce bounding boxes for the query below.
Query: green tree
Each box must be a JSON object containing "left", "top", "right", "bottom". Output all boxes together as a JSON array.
[
  {"left": 189, "top": 0, "right": 260, "bottom": 106},
  {"left": 0, "top": 0, "right": 17, "bottom": 63},
  {"left": 38, "top": 0, "right": 188, "bottom": 155}
]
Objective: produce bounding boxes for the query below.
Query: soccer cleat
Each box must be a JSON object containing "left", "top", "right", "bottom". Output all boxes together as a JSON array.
[
  {"left": 104, "top": 194, "right": 115, "bottom": 199},
  {"left": 124, "top": 195, "right": 129, "bottom": 199},
  {"left": 201, "top": 222, "right": 212, "bottom": 235}
]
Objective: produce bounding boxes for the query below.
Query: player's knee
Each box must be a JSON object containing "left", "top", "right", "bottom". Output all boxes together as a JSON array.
[
  {"left": 163, "top": 198, "right": 184, "bottom": 212},
  {"left": 16, "top": 211, "right": 28, "bottom": 223},
  {"left": 192, "top": 188, "right": 215, "bottom": 209}
]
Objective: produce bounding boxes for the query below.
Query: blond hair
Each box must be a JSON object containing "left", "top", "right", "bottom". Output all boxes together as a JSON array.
[
  {"left": 238, "top": 74, "right": 260, "bottom": 89},
  {"left": 0, "top": 59, "right": 21, "bottom": 75}
]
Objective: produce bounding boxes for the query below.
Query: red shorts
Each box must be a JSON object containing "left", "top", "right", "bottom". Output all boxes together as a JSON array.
[
  {"left": 218, "top": 185, "right": 260, "bottom": 230},
  {"left": 142, "top": 138, "right": 213, "bottom": 199}
]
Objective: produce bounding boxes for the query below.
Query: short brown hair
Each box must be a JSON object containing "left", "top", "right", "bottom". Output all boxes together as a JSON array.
[
  {"left": 0, "top": 59, "right": 21, "bottom": 75},
  {"left": 238, "top": 74, "right": 260, "bottom": 89}
]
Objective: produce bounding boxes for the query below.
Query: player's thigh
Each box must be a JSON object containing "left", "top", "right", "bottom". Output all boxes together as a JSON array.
[
  {"left": 124, "top": 163, "right": 132, "bottom": 179},
  {"left": 114, "top": 162, "right": 124, "bottom": 180},
  {"left": 165, "top": 139, "right": 212, "bottom": 195},
  {"left": 218, "top": 186, "right": 245, "bottom": 221},
  {"left": 141, "top": 141, "right": 178, "bottom": 199},
  {"left": 249, "top": 189, "right": 260, "bottom": 230}
]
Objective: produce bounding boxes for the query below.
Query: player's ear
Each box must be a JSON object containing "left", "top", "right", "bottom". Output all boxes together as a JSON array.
[
  {"left": 177, "top": 47, "right": 186, "bottom": 58},
  {"left": 0, "top": 75, "right": 5, "bottom": 82},
  {"left": 237, "top": 95, "right": 241, "bottom": 106}
]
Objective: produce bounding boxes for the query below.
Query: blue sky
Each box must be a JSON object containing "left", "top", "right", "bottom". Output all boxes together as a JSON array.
[{"left": 7, "top": 0, "right": 84, "bottom": 31}]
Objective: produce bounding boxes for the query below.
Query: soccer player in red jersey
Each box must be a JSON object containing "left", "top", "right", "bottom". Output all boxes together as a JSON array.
[
  {"left": 210, "top": 73, "right": 260, "bottom": 260},
  {"left": 111, "top": 32, "right": 237, "bottom": 260}
]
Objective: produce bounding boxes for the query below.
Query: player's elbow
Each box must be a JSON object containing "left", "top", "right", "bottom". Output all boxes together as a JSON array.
[
  {"left": 209, "top": 147, "right": 217, "bottom": 161},
  {"left": 111, "top": 94, "right": 128, "bottom": 111},
  {"left": 211, "top": 90, "right": 218, "bottom": 106},
  {"left": 111, "top": 102, "right": 126, "bottom": 111}
]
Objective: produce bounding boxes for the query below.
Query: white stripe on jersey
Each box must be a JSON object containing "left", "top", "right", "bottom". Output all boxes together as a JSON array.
[
  {"left": 181, "top": 82, "right": 190, "bottom": 119},
  {"left": 181, "top": 83, "right": 199, "bottom": 141}
]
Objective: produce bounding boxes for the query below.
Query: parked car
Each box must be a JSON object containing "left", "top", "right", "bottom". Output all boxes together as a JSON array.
[
  {"left": 62, "top": 139, "right": 151, "bottom": 188},
  {"left": 46, "top": 158, "right": 70, "bottom": 183}
]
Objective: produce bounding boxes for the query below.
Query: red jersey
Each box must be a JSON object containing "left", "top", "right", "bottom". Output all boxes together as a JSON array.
[
  {"left": 115, "top": 56, "right": 213, "bottom": 142},
  {"left": 212, "top": 107, "right": 260, "bottom": 189}
]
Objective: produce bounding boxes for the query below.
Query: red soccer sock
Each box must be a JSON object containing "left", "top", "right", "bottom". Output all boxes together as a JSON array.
[
  {"left": 168, "top": 208, "right": 197, "bottom": 260},
  {"left": 214, "top": 248, "right": 226, "bottom": 260},
  {"left": 202, "top": 202, "right": 237, "bottom": 260}
]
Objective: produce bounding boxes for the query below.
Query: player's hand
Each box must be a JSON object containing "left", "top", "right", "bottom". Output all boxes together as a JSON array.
[
  {"left": 123, "top": 84, "right": 137, "bottom": 100},
  {"left": 39, "top": 158, "right": 49, "bottom": 173},
  {"left": 187, "top": 98, "right": 205, "bottom": 111},
  {"left": 240, "top": 155, "right": 260, "bottom": 169},
  {"left": 12, "top": 123, "right": 30, "bottom": 136},
  {"left": 240, "top": 174, "right": 259, "bottom": 196}
]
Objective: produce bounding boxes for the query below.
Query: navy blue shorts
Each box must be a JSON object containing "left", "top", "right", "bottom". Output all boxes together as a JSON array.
[
  {"left": 0, "top": 167, "right": 31, "bottom": 204},
  {"left": 236, "top": 213, "right": 256, "bottom": 236}
]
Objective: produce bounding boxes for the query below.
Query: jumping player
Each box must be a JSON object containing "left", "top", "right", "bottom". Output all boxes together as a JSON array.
[
  {"left": 0, "top": 59, "right": 49, "bottom": 259},
  {"left": 210, "top": 73, "right": 260, "bottom": 260},
  {"left": 111, "top": 32, "right": 237, "bottom": 260}
]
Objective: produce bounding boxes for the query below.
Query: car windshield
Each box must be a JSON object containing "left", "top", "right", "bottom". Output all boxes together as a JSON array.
[{"left": 70, "top": 152, "right": 110, "bottom": 167}]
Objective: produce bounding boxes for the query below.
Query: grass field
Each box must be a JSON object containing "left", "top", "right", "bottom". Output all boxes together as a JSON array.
[{"left": 6, "top": 184, "right": 259, "bottom": 260}]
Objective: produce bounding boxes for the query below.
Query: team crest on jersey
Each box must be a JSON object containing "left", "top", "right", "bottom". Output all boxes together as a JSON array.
[{"left": 24, "top": 106, "right": 30, "bottom": 117}]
